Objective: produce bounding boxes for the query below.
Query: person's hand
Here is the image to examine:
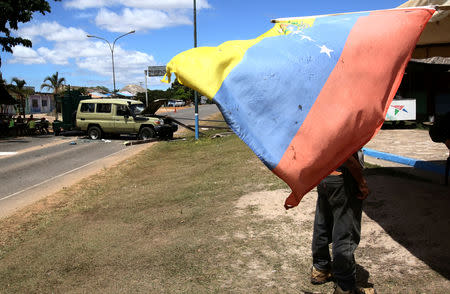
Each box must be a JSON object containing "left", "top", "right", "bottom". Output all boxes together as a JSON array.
[{"left": 356, "top": 179, "right": 369, "bottom": 200}]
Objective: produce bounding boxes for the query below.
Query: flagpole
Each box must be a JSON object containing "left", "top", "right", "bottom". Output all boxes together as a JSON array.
[
  {"left": 194, "top": 0, "right": 199, "bottom": 140},
  {"left": 271, "top": 6, "right": 449, "bottom": 23}
]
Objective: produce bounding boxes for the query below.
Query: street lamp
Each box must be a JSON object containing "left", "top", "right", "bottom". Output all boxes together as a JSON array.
[
  {"left": 87, "top": 30, "right": 136, "bottom": 93},
  {"left": 193, "top": 0, "right": 199, "bottom": 140}
]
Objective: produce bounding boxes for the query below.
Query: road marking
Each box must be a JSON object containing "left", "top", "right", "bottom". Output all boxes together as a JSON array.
[
  {"left": 0, "top": 138, "right": 74, "bottom": 158},
  {"left": 0, "top": 152, "right": 17, "bottom": 156},
  {"left": 0, "top": 148, "right": 128, "bottom": 202}
]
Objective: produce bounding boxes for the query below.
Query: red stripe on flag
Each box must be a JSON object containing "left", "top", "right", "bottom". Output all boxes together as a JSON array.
[{"left": 273, "top": 9, "right": 434, "bottom": 209}]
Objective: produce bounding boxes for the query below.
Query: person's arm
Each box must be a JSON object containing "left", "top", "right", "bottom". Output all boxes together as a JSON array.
[
  {"left": 343, "top": 155, "right": 369, "bottom": 199},
  {"left": 445, "top": 139, "right": 450, "bottom": 157}
]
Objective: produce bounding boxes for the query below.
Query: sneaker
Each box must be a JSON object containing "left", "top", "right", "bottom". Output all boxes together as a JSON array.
[{"left": 310, "top": 266, "right": 332, "bottom": 285}]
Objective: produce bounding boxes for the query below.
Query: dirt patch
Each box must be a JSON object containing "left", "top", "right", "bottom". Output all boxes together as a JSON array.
[{"left": 234, "top": 174, "right": 450, "bottom": 293}]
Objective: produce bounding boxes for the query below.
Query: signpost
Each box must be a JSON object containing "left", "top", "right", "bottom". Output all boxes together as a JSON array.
[
  {"left": 385, "top": 99, "right": 416, "bottom": 121},
  {"left": 147, "top": 66, "right": 166, "bottom": 77},
  {"left": 145, "top": 66, "right": 167, "bottom": 106}
]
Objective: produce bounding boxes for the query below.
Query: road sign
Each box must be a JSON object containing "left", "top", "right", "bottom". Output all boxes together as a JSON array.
[
  {"left": 385, "top": 99, "right": 416, "bottom": 121},
  {"left": 147, "top": 66, "right": 166, "bottom": 77}
]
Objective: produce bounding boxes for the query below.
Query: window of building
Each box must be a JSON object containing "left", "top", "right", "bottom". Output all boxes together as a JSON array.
[
  {"left": 80, "top": 103, "right": 95, "bottom": 113},
  {"left": 32, "top": 99, "right": 38, "bottom": 108},
  {"left": 97, "top": 103, "right": 111, "bottom": 113},
  {"left": 42, "top": 99, "right": 48, "bottom": 107}
]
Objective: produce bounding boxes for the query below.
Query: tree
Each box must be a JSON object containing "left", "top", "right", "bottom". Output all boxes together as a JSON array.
[
  {"left": 96, "top": 86, "right": 110, "bottom": 93},
  {"left": 168, "top": 79, "right": 194, "bottom": 104},
  {"left": 77, "top": 87, "right": 88, "bottom": 95},
  {"left": 9, "top": 77, "right": 33, "bottom": 117},
  {"left": 40, "top": 71, "right": 66, "bottom": 119},
  {"left": 0, "top": 0, "right": 61, "bottom": 68},
  {"left": 136, "top": 89, "right": 170, "bottom": 105}
]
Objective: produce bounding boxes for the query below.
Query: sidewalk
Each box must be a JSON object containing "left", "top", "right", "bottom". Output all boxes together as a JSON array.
[{"left": 364, "top": 129, "right": 449, "bottom": 184}]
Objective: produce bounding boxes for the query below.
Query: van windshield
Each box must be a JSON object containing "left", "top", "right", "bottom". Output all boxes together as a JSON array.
[{"left": 129, "top": 104, "right": 145, "bottom": 115}]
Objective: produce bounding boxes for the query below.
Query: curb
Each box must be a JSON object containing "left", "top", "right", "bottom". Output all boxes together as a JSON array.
[
  {"left": 363, "top": 148, "right": 446, "bottom": 175},
  {"left": 123, "top": 138, "right": 158, "bottom": 146},
  {"left": 363, "top": 148, "right": 448, "bottom": 185}
]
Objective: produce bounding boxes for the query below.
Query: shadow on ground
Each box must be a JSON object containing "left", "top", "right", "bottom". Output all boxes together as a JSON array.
[{"left": 363, "top": 168, "right": 450, "bottom": 279}]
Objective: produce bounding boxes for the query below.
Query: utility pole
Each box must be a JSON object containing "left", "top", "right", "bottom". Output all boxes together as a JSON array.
[{"left": 194, "top": 0, "right": 199, "bottom": 140}]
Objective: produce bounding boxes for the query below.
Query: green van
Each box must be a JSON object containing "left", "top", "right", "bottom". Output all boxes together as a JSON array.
[{"left": 76, "top": 99, "right": 177, "bottom": 140}]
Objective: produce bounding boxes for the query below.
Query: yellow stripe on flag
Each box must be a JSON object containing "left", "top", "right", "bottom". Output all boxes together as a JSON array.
[{"left": 163, "top": 18, "right": 316, "bottom": 99}]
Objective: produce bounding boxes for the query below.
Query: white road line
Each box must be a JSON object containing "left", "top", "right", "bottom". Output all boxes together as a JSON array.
[
  {"left": 0, "top": 152, "right": 18, "bottom": 156},
  {"left": 0, "top": 148, "right": 127, "bottom": 202},
  {"left": 0, "top": 138, "right": 74, "bottom": 158}
]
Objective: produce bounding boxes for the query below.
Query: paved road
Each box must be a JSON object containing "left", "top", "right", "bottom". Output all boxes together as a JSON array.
[
  {"left": 0, "top": 130, "right": 157, "bottom": 216},
  {"left": 162, "top": 104, "right": 221, "bottom": 128},
  {"left": 0, "top": 104, "right": 221, "bottom": 217},
  {"left": 0, "top": 137, "right": 128, "bottom": 200},
  {"left": 0, "top": 136, "right": 145, "bottom": 219}
]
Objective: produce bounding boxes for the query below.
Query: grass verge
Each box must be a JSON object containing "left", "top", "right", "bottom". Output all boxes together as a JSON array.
[
  {"left": 0, "top": 124, "right": 291, "bottom": 293},
  {"left": 1, "top": 116, "right": 447, "bottom": 293}
]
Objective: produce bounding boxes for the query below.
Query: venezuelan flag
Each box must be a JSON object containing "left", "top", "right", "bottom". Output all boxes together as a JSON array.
[{"left": 165, "top": 8, "right": 434, "bottom": 209}]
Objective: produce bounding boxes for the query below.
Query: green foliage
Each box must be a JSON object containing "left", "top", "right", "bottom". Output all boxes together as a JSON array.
[
  {"left": 0, "top": 0, "right": 61, "bottom": 66},
  {"left": 95, "top": 85, "right": 110, "bottom": 93},
  {"left": 136, "top": 89, "right": 170, "bottom": 104},
  {"left": 168, "top": 79, "right": 194, "bottom": 103},
  {"left": 77, "top": 87, "right": 88, "bottom": 95},
  {"left": 8, "top": 77, "right": 33, "bottom": 116},
  {"left": 40, "top": 71, "right": 65, "bottom": 119},
  {"left": 135, "top": 79, "right": 194, "bottom": 105},
  {"left": 40, "top": 71, "right": 65, "bottom": 94}
]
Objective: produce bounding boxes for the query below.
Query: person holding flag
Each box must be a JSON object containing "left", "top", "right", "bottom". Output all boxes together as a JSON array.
[
  {"left": 310, "top": 150, "right": 373, "bottom": 294},
  {"left": 163, "top": 5, "right": 434, "bottom": 294}
]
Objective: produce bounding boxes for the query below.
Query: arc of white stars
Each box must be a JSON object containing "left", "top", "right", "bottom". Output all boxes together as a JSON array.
[{"left": 317, "top": 45, "right": 333, "bottom": 58}]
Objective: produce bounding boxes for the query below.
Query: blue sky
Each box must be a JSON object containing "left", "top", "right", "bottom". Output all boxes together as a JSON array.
[{"left": 1, "top": 0, "right": 405, "bottom": 92}]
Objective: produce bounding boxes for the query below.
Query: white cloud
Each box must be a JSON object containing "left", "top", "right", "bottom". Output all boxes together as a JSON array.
[
  {"left": 65, "top": 0, "right": 113, "bottom": 9},
  {"left": 76, "top": 43, "right": 157, "bottom": 85},
  {"left": 9, "top": 46, "right": 46, "bottom": 64},
  {"left": 95, "top": 8, "right": 191, "bottom": 32},
  {"left": 10, "top": 22, "right": 159, "bottom": 87},
  {"left": 65, "top": 0, "right": 211, "bottom": 10},
  {"left": 118, "top": 0, "right": 211, "bottom": 10},
  {"left": 18, "top": 21, "right": 87, "bottom": 43},
  {"left": 64, "top": 0, "right": 211, "bottom": 33}
]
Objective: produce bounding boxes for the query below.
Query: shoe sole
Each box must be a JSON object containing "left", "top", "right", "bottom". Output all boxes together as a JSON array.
[{"left": 310, "top": 277, "right": 333, "bottom": 285}]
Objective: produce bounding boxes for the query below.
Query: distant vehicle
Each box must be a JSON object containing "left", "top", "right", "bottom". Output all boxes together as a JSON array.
[
  {"left": 167, "top": 100, "right": 185, "bottom": 107},
  {"left": 76, "top": 99, "right": 177, "bottom": 140}
]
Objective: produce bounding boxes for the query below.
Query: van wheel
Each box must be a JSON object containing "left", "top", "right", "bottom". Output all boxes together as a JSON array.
[
  {"left": 88, "top": 126, "right": 102, "bottom": 140},
  {"left": 139, "top": 127, "right": 155, "bottom": 140}
]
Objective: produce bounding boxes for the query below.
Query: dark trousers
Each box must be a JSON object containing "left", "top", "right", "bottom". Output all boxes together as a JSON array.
[{"left": 312, "top": 173, "right": 362, "bottom": 291}]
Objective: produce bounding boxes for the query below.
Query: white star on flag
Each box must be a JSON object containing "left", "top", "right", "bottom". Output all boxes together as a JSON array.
[{"left": 317, "top": 45, "right": 333, "bottom": 58}]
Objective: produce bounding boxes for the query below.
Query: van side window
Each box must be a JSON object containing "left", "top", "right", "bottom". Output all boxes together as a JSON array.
[
  {"left": 116, "top": 104, "right": 130, "bottom": 116},
  {"left": 97, "top": 103, "right": 112, "bottom": 113},
  {"left": 80, "top": 103, "right": 95, "bottom": 113}
]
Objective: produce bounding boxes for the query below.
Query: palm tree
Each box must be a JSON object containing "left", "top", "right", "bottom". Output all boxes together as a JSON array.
[
  {"left": 41, "top": 72, "right": 66, "bottom": 120},
  {"left": 10, "top": 77, "right": 29, "bottom": 117}
]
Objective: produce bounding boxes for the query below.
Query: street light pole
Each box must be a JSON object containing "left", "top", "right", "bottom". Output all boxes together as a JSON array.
[
  {"left": 193, "top": 0, "right": 199, "bottom": 140},
  {"left": 87, "top": 30, "right": 135, "bottom": 93}
]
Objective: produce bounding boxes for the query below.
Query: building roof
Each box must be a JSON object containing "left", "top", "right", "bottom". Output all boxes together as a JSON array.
[{"left": 120, "top": 84, "right": 146, "bottom": 96}]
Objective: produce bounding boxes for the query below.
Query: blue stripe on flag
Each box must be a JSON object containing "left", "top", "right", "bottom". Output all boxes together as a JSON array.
[{"left": 214, "top": 13, "right": 368, "bottom": 169}]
